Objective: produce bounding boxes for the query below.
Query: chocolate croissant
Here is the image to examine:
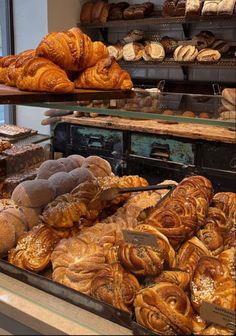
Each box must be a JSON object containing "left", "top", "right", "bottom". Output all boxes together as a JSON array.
[
  {"left": 36, "top": 27, "right": 108, "bottom": 71},
  {"left": 16, "top": 56, "right": 74, "bottom": 93},
  {"left": 74, "top": 57, "right": 133, "bottom": 90},
  {"left": 118, "top": 224, "right": 175, "bottom": 276},
  {"left": 191, "top": 256, "right": 236, "bottom": 312},
  {"left": 0, "top": 55, "right": 17, "bottom": 84},
  {"left": 134, "top": 282, "right": 194, "bottom": 335},
  {"left": 8, "top": 224, "right": 58, "bottom": 273},
  {"left": 90, "top": 262, "right": 140, "bottom": 312}
]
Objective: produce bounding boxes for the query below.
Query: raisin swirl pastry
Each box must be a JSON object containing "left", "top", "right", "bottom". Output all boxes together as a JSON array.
[
  {"left": 191, "top": 256, "right": 236, "bottom": 312},
  {"left": 51, "top": 236, "right": 106, "bottom": 295},
  {"left": 90, "top": 262, "right": 140, "bottom": 312},
  {"left": 152, "top": 270, "right": 191, "bottom": 291},
  {"left": 176, "top": 236, "right": 211, "bottom": 278},
  {"left": 117, "top": 224, "right": 176, "bottom": 276},
  {"left": 197, "top": 223, "right": 224, "bottom": 256},
  {"left": 8, "top": 224, "right": 58, "bottom": 273},
  {"left": 212, "top": 192, "right": 236, "bottom": 226},
  {"left": 134, "top": 282, "right": 194, "bottom": 335}
]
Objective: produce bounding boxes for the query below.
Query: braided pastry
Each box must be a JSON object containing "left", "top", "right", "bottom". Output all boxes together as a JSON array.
[
  {"left": 152, "top": 270, "right": 191, "bottom": 291},
  {"left": 51, "top": 236, "right": 106, "bottom": 295},
  {"left": 118, "top": 224, "right": 175, "bottom": 276},
  {"left": 134, "top": 282, "right": 194, "bottom": 335},
  {"left": 218, "top": 247, "right": 235, "bottom": 281},
  {"left": 36, "top": 27, "right": 108, "bottom": 71},
  {"left": 176, "top": 236, "right": 211, "bottom": 278},
  {"left": 197, "top": 223, "right": 224, "bottom": 256},
  {"left": 90, "top": 262, "right": 140, "bottom": 312},
  {"left": 16, "top": 56, "right": 74, "bottom": 93},
  {"left": 8, "top": 224, "right": 58, "bottom": 273},
  {"left": 0, "top": 55, "right": 17, "bottom": 84},
  {"left": 191, "top": 256, "right": 236, "bottom": 312},
  {"left": 74, "top": 57, "right": 133, "bottom": 90},
  {"left": 212, "top": 192, "right": 236, "bottom": 230},
  {"left": 204, "top": 206, "right": 229, "bottom": 237}
]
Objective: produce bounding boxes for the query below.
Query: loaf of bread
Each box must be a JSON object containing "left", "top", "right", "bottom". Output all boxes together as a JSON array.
[
  {"left": 185, "top": 0, "right": 203, "bottom": 16},
  {"left": 107, "top": 44, "right": 123, "bottom": 61},
  {"left": 196, "top": 48, "right": 221, "bottom": 62},
  {"left": 123, "top": 2, "right": 154, "bottom": 20},
  {"left": 211, "top": 39, "right": 230, "bottom": 54},
  {"left": 82, "top": 155, "right": 112, "bottom": 178},
  {"left": 91, "top": 0, "right": 109, "bottom": 23},
  {"left": 123, "top": 42, "right": 144, "bottom": 61},
  {"left": 122, "top": 29, "right": 145, "bottom": 44},
  {"left": 160, "top": 36, "right": 178, "bottom": 54},
  {"left": 202, "top": 0, "right": 221, "bottom": 15},
  {"left": 218, "top": 0, "right": 236, "bottom": 15},
  {"left": 143, "top": 42, "right": 165, "bottom": 61},
  {"left": 108, "top": 2, "right": 129, "bottom": 20},
  {"left": 80, "top": 1, "right": 93, "bottom": 24},
  {"left": 74, "top": 57, "right": 133, "bottom": 90},
  {"left": 174, "top": 45, "right": 198, "bottom": 61},
  {"left": 222, "top": 88, "right": 236, "bottom": 106}
]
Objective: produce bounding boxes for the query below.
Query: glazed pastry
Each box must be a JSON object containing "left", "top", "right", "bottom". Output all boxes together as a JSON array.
[
  {"left": 6, "top": 49, "right": 35, "bottom": 87},
  {"left": 160, "top": 36, "right": 178, "bottom": 54},
  {"left": 174, "top": 45, "right": 198, "bottom": 62},
  {"left": 212, "top": 192, "right": 236, "bottom": 230},
  {"left": 218, "top": 0, "right": 236, "bottom": 15},
  {"left": 134, "top": 282, "right": 194, "bottom": 335},
  {"left": 211, "top": 39, "right": 230, "bottom": 54},
  {"left": 143, "top": 42, "right": 165, "bottom": 61},
  {"left": 191, "top": 256, "right": 236, "bottom": 312},
  {"left": 196, "top": 48, "right": 221, "bottom": 62},
  {"left": 202, "top": 0, "right": 221, "bottom": 15},
  {"left": 51, "top": 236, "right": 106, "bottom": 295},
  {"left": 36, "top": 27, "right": 108, "bottom": 71},
  {"left": 16, "top": 56, "right": 74, "bottom": 93},
  {"left": 176, "top": 236, "right": 212, "bottom": 277},
  {"left": 90, "top": 262, "right": 140, "bottom": 312},
  {"left": 107, "top": 44, "right": 123, "bottom": 61},
  {"left": 91, "top": 0, "right": 109, "bottom": 23},
  {"left": 203, "top": 206, "right": 230, "bottom": 237},
  {"left": 185, "top": 0, "right": 203, "bottom": 16},
  {"left": 218, "top": 247, "right": 235, "bottom": 281},
  {"left": 200, "top": 325, "right": 235, "bottom": 335},
  {"left": 80, "top": 1, "right": 94, "bottom": 24},
  {"left": 152, "top": 270, "right": 191, "bottom": 291},
  {"left": 8, "top": 224, "right": 58, "bottom": 273},
  {"left": 197, "top": 223, "right": 224, "bottom": 256},
  {"left": 122, "top": 42, "right": 144, "bottom": 61},
  {"left": 122, "top": 30, "right": 145, "bottom": 44},
  {"left": 0, "top": 55, "right": 17, "bottom": 84},
  {"left": 74, "top": 57, "right": 133, "bottom": 90},
  {"left": 118, "top": 224, "right": 175, "bottom": 276}
]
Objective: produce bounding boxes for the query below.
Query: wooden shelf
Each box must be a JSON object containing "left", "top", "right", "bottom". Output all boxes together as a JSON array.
[
  {"left": 0, "top": 85, "right": 134, "bottom": 105},
  {"left": 78, "top": 12, "right": 236, "bottom": 29}
]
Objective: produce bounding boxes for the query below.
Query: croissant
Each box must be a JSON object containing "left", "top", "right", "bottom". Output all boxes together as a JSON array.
[
  {"left": 16, "top": 56, "right": 74, "bottom": 93},
  {"left": 134, "top": 282, "right": 194, "bottom": 335},
  {"left": 8, "top": 224, "right": 58, "bottom": 273},
  {"left": 197, "top": 223, "right": 224, "bottom": 256},
  {"left": 191, "top": 256, "right": 236, "bottom": 312},
  {"left": 0, "top": 55, "right": 17, "bottom": 84},
  {"left": 90, "top": 262, "right": 140, "bottom": 312},
  {"left": 36, "top": 27, "right": 108, "bottom": 71},
  {"left": 118, "top": 224, "right": 176, "bottom": 276},
  {"left": 74, "top": 57, "right": 133, "bottom": 90},
  {"left": 5, "top": 49, "right": 35, "bottom": 87},
  {"left": 176, "top": 236, "right": 212, "bottom": 278},
  {"left": 151, "top": 270, "right": 191, "bottom": 291},
  {"left": 51, "top": 236, "right": 106, "bottom": 295}
]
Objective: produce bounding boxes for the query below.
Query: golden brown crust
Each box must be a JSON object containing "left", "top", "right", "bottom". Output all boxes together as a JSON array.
[
  {"left": 8, "top": 224, "right": 58, "bottom": 272},
  {"left": 0, "top": 55, "right": 17, "bottom": 84},
  {"left": 212, "top": 192, "right": 236, "bottom": 230},
  {"left": 190, "top": 256, "right": 236, "bottom": 312},
  {"left": 74, "top": 57, "right": 133, "bottom": 90},
  {"left": 197, "top": 222, "right": 224, "bottom": 256},
  {"left": 90, "top": 262, "right": 140, "bottom": 312},
  {"left": 152, "top": 270, "right": 191, "bottom": 291},
  {"left": 218, "top": 247, "right": 235, "bottom": 281},
  {"left": 134, "top": 282, "right": 194, "bottom": 335},
  {"left": 200, "top": 325, "right": 234, "bottom": 335}
]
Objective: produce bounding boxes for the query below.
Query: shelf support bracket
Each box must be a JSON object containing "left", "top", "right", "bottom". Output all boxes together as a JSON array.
[
  {"left": 99, "top": 27, "right": 109, "bottom": 42},
  {"left": 182, "top": 23, "right": 191, "bottom": 39},
  {"left": 181, "top": 66, "right": 189, "bottom": 81}
]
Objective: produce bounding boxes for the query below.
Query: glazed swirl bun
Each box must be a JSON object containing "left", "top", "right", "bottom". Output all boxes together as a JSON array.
[
  {"left": 90, "top": 262, "right": 140, "bottom": 312},
  {"left": 51, "top": 236, "right": 106, "bottom": 295},
  {"left": 134, "top": 282, "right": 194, "bottom": 335},
  {"left": 212, "top": 192, "right": 236, "bottom": 230},
  {"left": 200, "top": 325, "right": 235, "bottom": 335},
  {"left": 117, "top": 225, "right": 176, "bottom": 276},
  {"left": 152, "top": 270, "right": 191, "bottom": 291},
  {"left": 218, "top": 247, "right": 235, "bottom": 281},
  {"left": 191, "top": 256, "right": 236, "bottom": 312},
  {"left": 8, "top": 224, "right": 58, "bottom": 273},
  {"left": 176, "top": 236, "right": 212, "bottom": 278},
  {"left": 197, "top": 223, "right": 224, "bottom": 256},
  {"left": 204, "top": 206, "right": 229, "bottom": 237}
]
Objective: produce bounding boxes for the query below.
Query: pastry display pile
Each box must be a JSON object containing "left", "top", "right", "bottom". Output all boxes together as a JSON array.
[
  {"left": 108, "top": 29, "right": 233, "bottom": 63},
  {"left": 0, "top": 158, "right": 235, "bottom": 335},
  {"left": 0, "top": 27, "right": 133, "bottom": 92}
]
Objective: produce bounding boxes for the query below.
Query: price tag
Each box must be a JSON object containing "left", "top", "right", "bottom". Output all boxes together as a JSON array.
[
  {"left": 122, "top": 230, "right": 158, "bottom": 248},
  {"left": 177, "top": 40, "right": 197, "bottom": 46},
  {"left": 200, "top": 302, "right": 236, "bottom": 332}
]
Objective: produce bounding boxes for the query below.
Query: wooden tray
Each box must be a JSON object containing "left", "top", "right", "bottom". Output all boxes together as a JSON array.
[{"left": 0, "top": 84, "right": 134, "bottom": 105}]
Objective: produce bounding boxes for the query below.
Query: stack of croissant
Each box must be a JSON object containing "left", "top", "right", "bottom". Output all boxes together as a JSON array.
[
  {"left": 7, "top": 172, "right": 236, "bottom": 335},
  {"left": 0, "top": 27, "right": 133, "bottom": 92}
]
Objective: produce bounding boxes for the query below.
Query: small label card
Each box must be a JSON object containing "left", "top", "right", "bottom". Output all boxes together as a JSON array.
[
  {"left": 122, "top": 230, "right": 158, "bottom": 248},
  {"left": 177, "top": 39, "right": 197, "bottom": 46},
  {"left": 200, "top": 302, "right": 236, "bottom": 332}
]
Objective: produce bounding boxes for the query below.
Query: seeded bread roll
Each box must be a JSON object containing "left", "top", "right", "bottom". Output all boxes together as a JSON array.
[
  {"left": 198, "top": 31, "right": 216, "bottom": 47},
  {"left": 211, "top": 39, "right": 230, "bottom": 54},
  {"left": 122, "top": 30, "right": 145, "bottom": 44},
  {"left": 160, "top": 36, "right": 178, "bottom": 54},
  {"left": 196, "top": 48, "right": 221, "bottom": 62},
  {"left": 174, "top": 45, "right": 198, "bottom": 61}
]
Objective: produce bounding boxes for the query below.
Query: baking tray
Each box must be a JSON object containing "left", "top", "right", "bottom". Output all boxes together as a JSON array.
[{"left": 131, "top": 319, "right": 163, "bottom": 336}]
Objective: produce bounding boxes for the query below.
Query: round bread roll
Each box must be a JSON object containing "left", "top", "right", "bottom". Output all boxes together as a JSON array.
[
  {"left": 222, "top": 88, "right": 236, "bottom": 107},
  {"left": 57, "top": 157, "right": 77, "bottom": 172},
  {"left": 182, "top": 111, "right": 196, "bottom": 117},
  {"left": 0, "top": 220, "right": 16, "bottom": 258},
  {"left": 0, "top": 209, "right": 27, "bottom": 240},
  {"left": 21, "top": 207, "right": 43, "bottom": 230},
  {"left": 12, "top": 179, "right": 56, "bottom": 208},
  {"left": 162, "top": 109, "right": 175, "bottom": 115},
  {"left": 37, "top": 160, "right": 66, "bottom": 179},
  {"left": 48, "top": 172, "right": 76, "bottom": 197},
  {"left": 82, "top": 156, "right": 112, "bottom": 178},
  {"left": 67, "top": 154, "right": 85, "bottom": 167},
  {"left": 199, "top": 112, "right": 210, "bottom": 119},
  {"left": 69, "top": 167, "right": 95, "bottom": 185}
]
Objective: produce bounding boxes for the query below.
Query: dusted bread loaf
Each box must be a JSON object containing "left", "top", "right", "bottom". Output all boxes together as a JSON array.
[
  {"left": 185, "top": 0, "right": 203, "bottom": 16},
  {"left": 196, "top": 48, "right": 221, "bottom": 62},
  {"left": 107, "top": 44, "right": 123, "bottom": 61},
  {"left": 174, "top": 45, "right": 198, "bottom": 61},
  {"left": 123, "top": 42, "right": 144, "bottom": 61},
  {"left": 143, "top": 42, "right": 165, "bottom": 61}
]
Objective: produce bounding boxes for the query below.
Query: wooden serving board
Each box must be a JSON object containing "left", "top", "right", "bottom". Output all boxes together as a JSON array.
[
  {"left": 62, "top": 115, "right": 236, "bottom": 144},
  {"left": 0, "top": 84, "right": 134, "bottom": 104}
]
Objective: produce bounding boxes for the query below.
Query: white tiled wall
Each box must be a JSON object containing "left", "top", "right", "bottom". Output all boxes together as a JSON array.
[{"left": 82, "top": 0, "right": 236, "bottom": 83}]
